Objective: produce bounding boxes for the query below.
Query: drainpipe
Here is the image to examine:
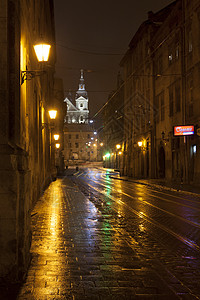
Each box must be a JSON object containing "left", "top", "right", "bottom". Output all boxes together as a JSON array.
[{"left": 181, "top": 0, "right": 188, "bottom": 183}]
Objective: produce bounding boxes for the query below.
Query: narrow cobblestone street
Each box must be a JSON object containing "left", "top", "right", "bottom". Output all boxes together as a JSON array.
[{"left": 16, "top": 172, "right": 186, "bottom": 300}]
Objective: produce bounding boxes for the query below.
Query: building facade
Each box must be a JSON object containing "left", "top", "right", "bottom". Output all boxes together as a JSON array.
[
  {"left": 63, "top": 124, "right": 98, "bottom": 166},
  {"left": 117, "top": 0, "right": 200, "bottom": 184},
  {"left": 102, "top": 73, "right": 124, "bottom": 169},
  {"left": 0, "top": 0, "right": 56, "bottom": 283},
  {"left": 63, "top": 70, "right": 98, "bottom": 165},
  {"left": 64, "top": 70, "right": 89, "bottom": 124}
]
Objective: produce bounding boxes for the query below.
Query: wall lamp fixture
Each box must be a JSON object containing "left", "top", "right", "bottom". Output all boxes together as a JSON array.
[
  {"left": 53, "top": 134, "right": 60, "bottom": 141},
  {"left": 21, "top": 42, "right": 51, "bottom": 85},
  {"left": 48, "top": 109, "right": 57, "bottom": 120}
]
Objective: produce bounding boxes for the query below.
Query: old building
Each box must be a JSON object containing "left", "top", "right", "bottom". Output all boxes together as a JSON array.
[
  {"left": 63, "top": 124, "right": 98, "bottom": 166},
  {"left": 0, "top": 0, "right": 57, "bottom": 283},
  {"left": 63, "top": 70, "right": 98, "bottom": 165},
  {"left": 102, "top": 73, "right": 124, "bottom": 169},
  {"left": 64, "top": 69, "right": 89, "bottom": 124},
  {"left": 120, "top": 2, "right": 175, "bottom": 179},
  {"left": 119, "top": 0, "right": 200, "bottom": 185}
]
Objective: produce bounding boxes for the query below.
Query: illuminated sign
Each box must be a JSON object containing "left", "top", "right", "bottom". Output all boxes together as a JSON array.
[{"left": 173, "top": 125, "right": 194, "bottom": 136}]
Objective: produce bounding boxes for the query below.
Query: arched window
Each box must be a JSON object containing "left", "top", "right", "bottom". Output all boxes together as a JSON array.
[{"left": 80, "top": 115, "right": 84, "bottom": 123}]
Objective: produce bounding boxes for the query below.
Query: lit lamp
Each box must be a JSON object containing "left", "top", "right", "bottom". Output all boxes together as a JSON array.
[
  {"left": 34, "top": 43, "right": 51, "bottom": 62},
  {"left": 138, "top": 141, "right": 143, "bottom": 147},
  {"left": 55, "top": 143, "right": 60, "bottom": 149},
  {"left": 48, "top": 110, "right": 57, "bottom": 120},
  {"left": 116, "top": 144, "right": 121, "bottom": 150},
  {"left": 21, "top": 41, "right": 51, "bottom": 84},
  {"left": 53, "top": 134, "right": 60, "bottom": 141}
]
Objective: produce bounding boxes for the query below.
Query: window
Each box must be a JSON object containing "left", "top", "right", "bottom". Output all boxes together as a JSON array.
[
  {"left": 192, "top": 145, "right": 196, "bottom": 154},
  {"left": 160, "top": 92, "right": 165, "bottom": 121},
  {"left": 169, "top": 85, "right": 174, "bottom": 117},
  {"left": 88, "top": 134, "right": 90, "bottom": 139},
  {"left": 69, "top": 134, "right": 71, "bottom": 139},
  {"left": 76, "top": 134, "right": 79, "bottom": 139},
  {"left": 75, "top": 143, "right": 79, "bottom": 148},
  {"left": 168, "top": 45, "right": 173, "bottom": 64},
  {"left": 175, "top": 80, "right": 181, "bottom": 112},
  {"left": 188, "top": 30, "right": 193, "bottom": 53},
  {"left": 155, "top": 55, "right": 163, "bottom": 75},
  {"left": 175, "top": 44, "right": 179, "bottom": 60},
  {"left": 187, "top": 75, "right": 193, "bottom": 117},
  {"left": 155, "top": 95, "right": 159, "bottom": 122},
  {"left": 168, "top": 54, "right": 173, "bottom": 63}
]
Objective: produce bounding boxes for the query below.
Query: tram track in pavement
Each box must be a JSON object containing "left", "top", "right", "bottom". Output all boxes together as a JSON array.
[
  {"left": 75, "top": 174, "right": 200, "bottom": 252},
  {"left": 70, "top": 173, "right": 200, "bottom": 299}
]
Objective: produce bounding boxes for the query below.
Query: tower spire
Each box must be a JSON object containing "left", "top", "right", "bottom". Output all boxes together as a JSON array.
[{"left": 80, "top": 69, "right": 84, "bottom": 79}]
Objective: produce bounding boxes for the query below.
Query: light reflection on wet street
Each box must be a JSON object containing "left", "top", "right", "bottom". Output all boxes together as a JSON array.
[{"left": 18, "top": 168, "right": 200, "bottom": 299}]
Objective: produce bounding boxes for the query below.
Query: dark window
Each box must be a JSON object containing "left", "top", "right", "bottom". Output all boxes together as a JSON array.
[
  {"left": 160, "top": 92, "right": 165, "bottom": 121},
  {"left": 69, "top": 134, "right": 71, "bottom": 139},
  {"left": 155, "top": 55, "right": 163, "bottom": 75},
  {"left": 169, "top": 85, "right": 174, "bottom": 117},
  {"left": 155, "top": 95, "right": 159, "bottom": 122},
  {"left": 175, "top": 44, "right": 179, "bottom": 60},
  {"left": 76, "top": 134, "right": 79, "bottom": 139},
  {"left": 187, "top": 75, "right": 193, "bottom": 117},
  {"left": 188, "top": 30, "right": 193, "bottom": 53},
  {"left": 75, "top": 143, "right": 79, "bottom": 148},
  {"left": 175, "top": 80, "right": 181, "bottom": 112}
]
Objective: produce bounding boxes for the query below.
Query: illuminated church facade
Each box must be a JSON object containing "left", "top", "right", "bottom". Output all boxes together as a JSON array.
[
  {"left": 64, "top": 69, "right": 89, "bottom": 124},
  {"left": 63, "top": 70, "right": 98, "bottom": 165}
]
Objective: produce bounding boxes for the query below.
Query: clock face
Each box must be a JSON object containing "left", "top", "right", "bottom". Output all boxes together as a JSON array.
[{"left": 81, "top": 85, "right": 83, "bottom": 89}]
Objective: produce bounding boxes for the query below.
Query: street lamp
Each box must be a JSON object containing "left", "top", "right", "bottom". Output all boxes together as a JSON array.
[
  {"left": 55, "top": 143, "right": 60, "bottom": 149},
  {"left": 116, "top": 144, "right": 121, "bottom": 150},
  {"left": 53, "top": 134, "right": 60, "bottom": 141},
  {"left": 21, "top": 41, "right": 51, "bottom": 84},
  {"left": 33, "top": 43, "right": 51, "bottom": 62},
  {"left": 48, "top": 109, "right": 57, "bottom": 120}
]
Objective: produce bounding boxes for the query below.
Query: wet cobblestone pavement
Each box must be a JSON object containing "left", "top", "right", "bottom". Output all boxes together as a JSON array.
[{"left": 16, "top": 175, "right": 195, "bottom": 299}]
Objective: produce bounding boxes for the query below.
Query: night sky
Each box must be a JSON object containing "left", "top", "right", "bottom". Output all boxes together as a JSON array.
[{"left": 54, "top": 0, "right": 174, "bottom": 118}]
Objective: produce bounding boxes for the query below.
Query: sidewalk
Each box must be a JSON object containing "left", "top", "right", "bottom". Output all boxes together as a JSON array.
[
  {"left": 105, "top": 170, "right": 200, "bottom": 196},
  {"left": 15, "top": 172, "right": 183, "bottom": 299}
]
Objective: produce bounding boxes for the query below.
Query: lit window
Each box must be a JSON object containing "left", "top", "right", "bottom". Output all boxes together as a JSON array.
[
  {"left": 192, "top": 145, "right": 196, "bottom": 154},
  {"left": 188, "top": 31, "right": 193, "bottom": 53},
  {"left": 175, "top": 45, "right": 179, "bottom": 59},
  {"left": 168, "top": 54, "right": 173, "bottom": 62}
]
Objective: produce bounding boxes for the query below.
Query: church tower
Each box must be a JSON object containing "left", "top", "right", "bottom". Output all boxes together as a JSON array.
[{"left": 75, "top": 69, "right": 89, "bottom": 123}]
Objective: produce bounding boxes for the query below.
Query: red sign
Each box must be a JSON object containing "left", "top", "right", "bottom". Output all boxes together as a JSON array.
[{"left": 173, "top": 125, "right": 194, "bottom": 136}]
